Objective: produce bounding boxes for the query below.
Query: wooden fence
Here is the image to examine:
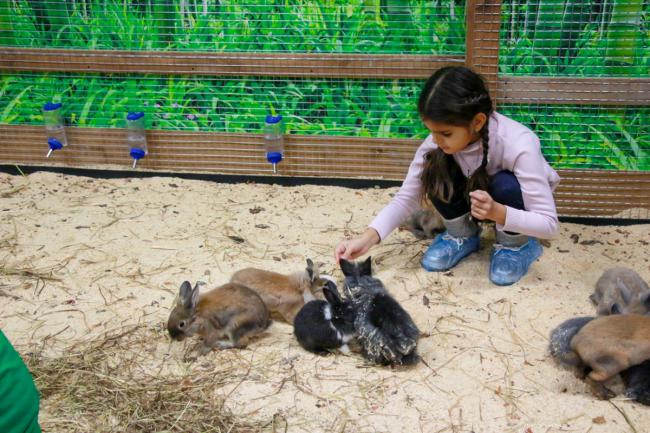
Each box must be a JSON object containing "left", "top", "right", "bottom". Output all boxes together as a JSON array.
[{"left": 1, "top": 0, "right": 649, "bottom": 218}]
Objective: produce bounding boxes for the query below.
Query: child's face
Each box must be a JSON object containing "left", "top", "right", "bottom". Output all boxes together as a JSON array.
[{"left": 423, "top": 113, "right": 486, "bottom": 154}]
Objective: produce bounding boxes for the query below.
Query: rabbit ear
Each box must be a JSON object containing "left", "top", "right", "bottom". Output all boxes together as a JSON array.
[
  {"left": 589, "top": 293, "right": 597, "bottom": 305},
  {"left": 179, "top": 281, "right": 192, "bottom": 305},
  {"left": 610, "top": 303, "right": 623, "bottom": 315},
  {"left": 339, "top": 258, "right": 355, "bottom": 276},
  {"left": 323, "top": 285, "right": 342, "bottom": 305},
  {"left": 180, "top": 282, "right": 200, "bottom": 311},
  {"left": 618, "top": 278, "right": 633, "bottom": 305},
  {"left": 360, "top": 256, "right": 372, "bottom": 276},
  {"left": 306, "top": 258, "right": 315, "bottom": 281}
]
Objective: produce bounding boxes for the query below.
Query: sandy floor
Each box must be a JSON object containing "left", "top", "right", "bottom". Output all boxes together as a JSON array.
[{"left": 1, "top": 171, "right": 649, "bottom": 433}]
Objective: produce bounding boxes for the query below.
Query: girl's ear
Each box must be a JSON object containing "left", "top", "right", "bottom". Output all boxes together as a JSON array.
[{"left": 471, "top": 112, "right": 487, "bottom": 133}]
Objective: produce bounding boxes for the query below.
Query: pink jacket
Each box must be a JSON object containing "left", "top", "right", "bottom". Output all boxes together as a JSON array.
[{"left": 369, "top": 112, "right": 561, "bottom": 240}]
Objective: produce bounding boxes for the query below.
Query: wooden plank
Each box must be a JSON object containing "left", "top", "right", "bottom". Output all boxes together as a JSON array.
[
  {"left": 0, "top": 125, "right": 419, "bottom": 178},
  {"left": 1, "top": 125, "right": 648, "bottom": 218},
  {"left": 465, "top": 0, "right": 502, "bottom": 98},
  {"left": 0, "top": 47, "right": 464, "bottom": 79},
  {"left": 498, "top": 76, "right": 650, "bottom": 106}
]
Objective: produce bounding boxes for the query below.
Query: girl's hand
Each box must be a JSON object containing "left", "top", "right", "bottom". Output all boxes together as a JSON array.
[
  {"left": 469, "top": 190, "right": 506, "bottom": 225},
  {"left": 335, "top": 228, "right": 380, "bottom": 262}
]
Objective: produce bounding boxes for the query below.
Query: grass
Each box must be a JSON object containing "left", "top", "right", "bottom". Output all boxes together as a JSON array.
[
  {"left": 3, "top": 0, "right": 466, "bottom": 54},
  {"left": 1, "top": 71, "right": 648, "bottom": 171},
  {"left": 0, "top": 72, "right": 422, "bottom": 137},
  {"left": 500, "top": 0, "right": 649, "bottom": 77},
  {"left": 25, "top": 324, "right": 272, "bottom": 432},
  {"left": 500, "top": 104, "right": 650, "bottom": 171}
]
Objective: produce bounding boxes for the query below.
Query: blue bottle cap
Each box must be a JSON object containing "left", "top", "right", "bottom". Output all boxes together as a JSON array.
[
  {"left": 48, "top": 138, "right": 63, "bottom": 150},
  {"left": 266, "top": 152, "right": 283, "bottom": 164},
  {"left": 43, "top": 102, "right": 62, "bottom": 111},
  {"left": 127, "top": 112, "right": 145, "bottom": 121},
  {"left": 130, "top": 148, "right": 146, "bottom": 160},
  {"left": 265, "top": 115, "right": 283, "bottom": 124}
]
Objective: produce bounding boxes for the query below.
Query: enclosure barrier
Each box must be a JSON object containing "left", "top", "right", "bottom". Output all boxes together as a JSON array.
[{"left": 0, "top": 0, "right": 649, "bottom": 219}]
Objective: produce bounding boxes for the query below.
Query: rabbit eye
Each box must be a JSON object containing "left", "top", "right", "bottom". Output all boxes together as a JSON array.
[{"left": 179, "top": 320, "right": 186, "bottom": 329}]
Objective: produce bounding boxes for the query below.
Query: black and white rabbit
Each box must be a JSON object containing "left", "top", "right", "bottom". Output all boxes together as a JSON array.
[
  {"left": 293, "top": 280, "right": 356, "bottom": 355},
  {"left": 340, "top": 257, "right": 420, "bottom": 366}
]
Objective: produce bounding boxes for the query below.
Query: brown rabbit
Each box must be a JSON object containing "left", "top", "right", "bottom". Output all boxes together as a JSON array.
[
  {"left": 550, "top": 314, "right": 650, "bottom": 401},
  {"left": 167, "top": 281, "right": 271, "bottom": 355},
  {"left": 230, "top": 258, "right": 330, "bottom": 324},
  {"left": 591, "top": 267, "right": 650, "bottom": 315}
]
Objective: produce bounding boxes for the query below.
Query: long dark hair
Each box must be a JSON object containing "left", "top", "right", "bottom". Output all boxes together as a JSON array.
[{"left": 418, "top": 66, "right": 493, "bottom": 203}]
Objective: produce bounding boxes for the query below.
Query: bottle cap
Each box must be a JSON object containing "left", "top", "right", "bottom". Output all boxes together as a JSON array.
[
  {"left": 43, "top": 102, "right": 62, "bottom": 111},
  {"left": 266, "top": 151, "right": 283, "bottom": 164},
  {"left": 127, "top": 112, "right": 145, "bottom": 121},
  {"left": 48, "top": 138, "right": 63, "bottom": 150},
  {"left": 130, "top": 148, "right": 146, "bottom": 160},
  {"left": 265, "top": 114, "right": 283, "bottom": 124}
]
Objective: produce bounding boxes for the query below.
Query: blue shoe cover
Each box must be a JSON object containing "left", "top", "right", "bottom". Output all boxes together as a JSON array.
[
  {"left": 421, "top": 231, "right": 480, "bottom": 272},
  {"left": 489, "top": 237, "right": 543, "bottom": 286}
]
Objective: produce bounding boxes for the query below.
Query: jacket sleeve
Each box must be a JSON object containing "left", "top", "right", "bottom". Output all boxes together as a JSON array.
[
  {"left": 369, "top": 136, "right": 434, "bottom": 241},
  {"left": 501, "top": 132, "right": 560, "bottom": 239}
]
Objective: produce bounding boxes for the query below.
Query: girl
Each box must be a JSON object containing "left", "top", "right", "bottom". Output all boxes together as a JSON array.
[{"left": 335, "top": 66, "right": 560, "bottom": 286}]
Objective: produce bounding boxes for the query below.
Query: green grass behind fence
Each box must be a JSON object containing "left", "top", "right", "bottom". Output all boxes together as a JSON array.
[
  {"left": 2, "top": 0, "right": 466, "bottom": 54},
  {"left": 1, "top": 72, "right": 648, "bottom": 171}
]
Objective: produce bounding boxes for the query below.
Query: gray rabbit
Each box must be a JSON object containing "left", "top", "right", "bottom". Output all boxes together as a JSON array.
[
  {"left": 403, "top": 208, "right": 444, "bottom": 240},
  {"left": 591, "top": 267, "right": 650, "bottom": 315}
]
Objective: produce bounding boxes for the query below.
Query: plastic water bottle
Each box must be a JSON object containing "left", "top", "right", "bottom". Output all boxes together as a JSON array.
[
  {"left": 263, "top": 114, "right": 284, "bottom": 173},
  {"left": 43, "top": 102, "right": 67, "bottom": 158},
  {"left": 126, "top": 112, "right": 148, "bottom": 168}
]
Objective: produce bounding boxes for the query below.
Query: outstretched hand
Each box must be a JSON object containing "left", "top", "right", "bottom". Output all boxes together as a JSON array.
[{"left": 335, "top": 228, "right": 380, "bottom": 262}]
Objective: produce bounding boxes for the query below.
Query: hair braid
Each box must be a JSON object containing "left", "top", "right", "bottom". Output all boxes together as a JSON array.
[{"left": 466, "top": 119, "right": 490, "bottom": 196}]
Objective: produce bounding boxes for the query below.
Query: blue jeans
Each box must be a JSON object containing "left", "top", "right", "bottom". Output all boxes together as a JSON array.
[{"left": 429, "top": 170, "right": 525, "bottom": 220}]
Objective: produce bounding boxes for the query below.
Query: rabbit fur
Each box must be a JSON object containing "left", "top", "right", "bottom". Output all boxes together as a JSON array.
[
  {"left": 167, "top": 281, "right": 271, "bottom": 355},
  {"left": 339, "top": 257, "right": 420, "bottom": 366}
]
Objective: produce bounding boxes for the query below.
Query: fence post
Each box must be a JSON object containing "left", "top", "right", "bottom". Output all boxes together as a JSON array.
[{"left": 465, "top": 0, "right": 502, "bottom": 102}]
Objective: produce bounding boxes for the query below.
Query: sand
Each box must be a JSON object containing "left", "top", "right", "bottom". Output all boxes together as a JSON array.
[{"left": 1, "top": 170, "right": 649, "bottom": 433}]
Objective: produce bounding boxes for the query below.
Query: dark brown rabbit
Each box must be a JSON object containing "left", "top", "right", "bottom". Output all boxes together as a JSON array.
[
  {"left": 167, "top": 281, "right": 271, "bottom": 355},
  {"left": 230, "top": 258, "right": 330, "bottom": 323},
  {"left": 550, "top": 314, "right": 650, "bottom": 401}
]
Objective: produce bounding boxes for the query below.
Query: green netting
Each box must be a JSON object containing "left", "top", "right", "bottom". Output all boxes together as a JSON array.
[
  {"left": 0, "top": 0, "right": 466, "bottom": 54},
  {"left": 2, "top": 72, "right": 649, "bottom": 171},
  {"left": 0, "top": 72, "right": 423, "bottom": 138},
  {"left": 501, "top": 104, "right": 650, "bottom": 171},
  {"left": 500, "top": 0, "right": 650, "bottom": 77}
]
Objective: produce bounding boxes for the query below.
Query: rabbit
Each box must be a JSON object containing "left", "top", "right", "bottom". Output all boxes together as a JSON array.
[
  {"left": 549, "top": 314, "right": 650, "bottom": 401},
  {"left": 293, "top": 280, "right": 357, "bottom": 355},
  {"left": 167, "top": 280, "right": 271, "bottom": 355},
  {"left": 339, "top": 257, "right": 420, "bottom": 366},
  {"left": 230, "top": 258, "right": 331, "bottom": 324},
  {"left": 591, "top": 267, "right": 650, "bottom": 315},
  {"left": 403, "top": 208, "right": 444, "bottom": 240}
]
